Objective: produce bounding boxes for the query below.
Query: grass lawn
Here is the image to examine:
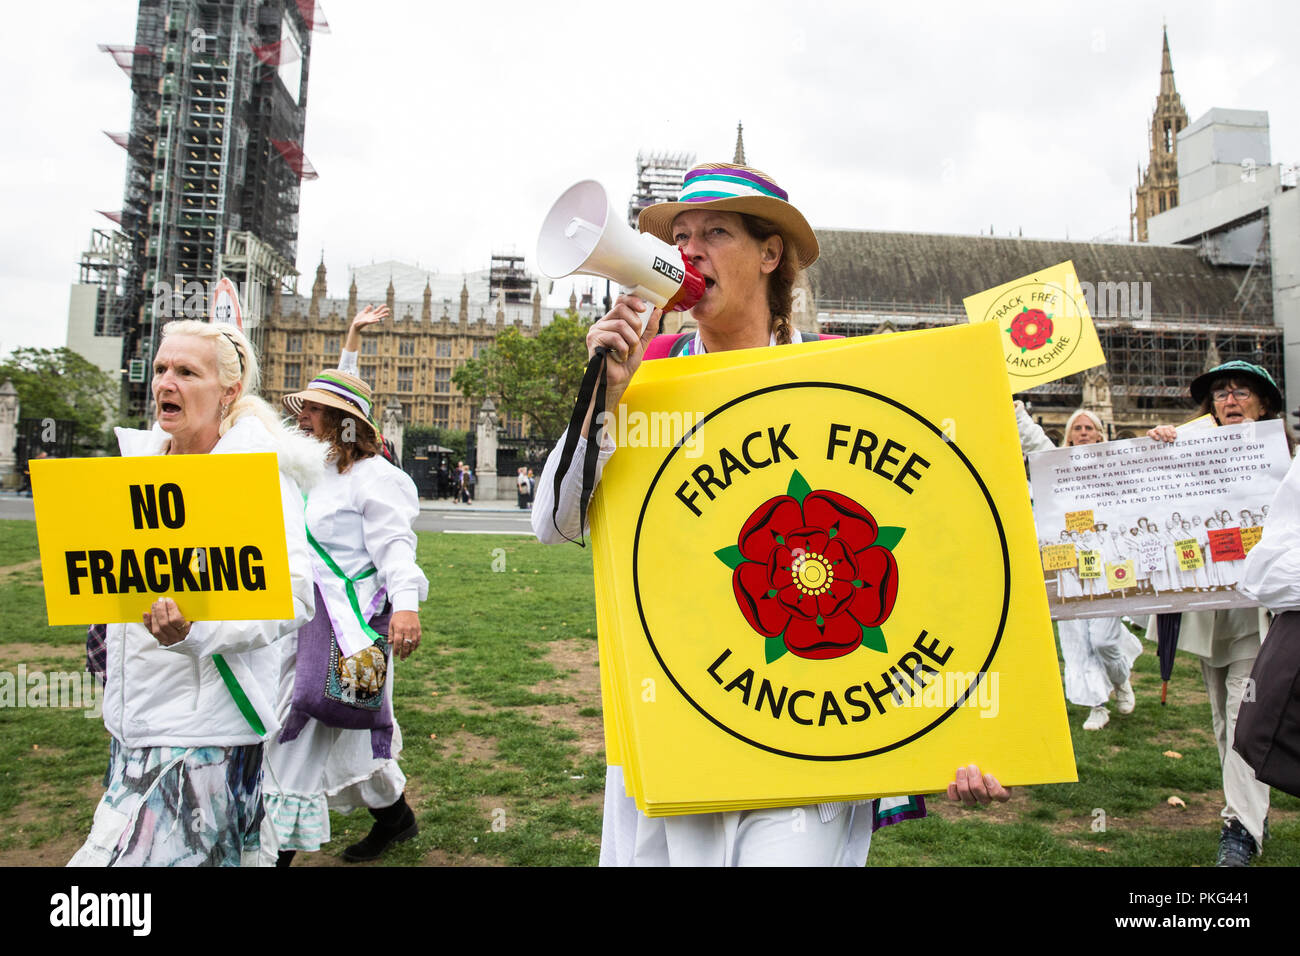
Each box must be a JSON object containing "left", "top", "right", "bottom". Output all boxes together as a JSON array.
[{"left": 0, "top": 519, "right": 1294, "bottom": 866}]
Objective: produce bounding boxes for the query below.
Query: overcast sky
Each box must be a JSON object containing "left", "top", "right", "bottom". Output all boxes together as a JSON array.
[{"left": 2, "top": 0, "right": 1297, "bottom": 356}]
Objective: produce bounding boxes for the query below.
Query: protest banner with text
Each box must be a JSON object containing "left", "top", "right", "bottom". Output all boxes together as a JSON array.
[{"left": 1028, "top": 421, "right": 1290, "bottom": 621}]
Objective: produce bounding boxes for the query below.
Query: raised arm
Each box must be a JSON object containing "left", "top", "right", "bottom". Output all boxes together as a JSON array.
[{"left": 340, "top": 305, "right": 389, "bottom": 375}]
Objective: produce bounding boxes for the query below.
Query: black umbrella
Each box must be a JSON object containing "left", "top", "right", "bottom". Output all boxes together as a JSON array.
[{"left": 1155, "top": 613, "right": 1182, "bottom": 704}]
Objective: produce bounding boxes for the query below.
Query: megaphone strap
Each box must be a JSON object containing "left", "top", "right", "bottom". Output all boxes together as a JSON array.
[{"left": 550, "top": 348, "right": 609, "bottom": 546}]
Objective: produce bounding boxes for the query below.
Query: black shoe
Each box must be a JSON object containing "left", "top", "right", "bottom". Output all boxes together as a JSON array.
[
  {"left": 1215, "top": 819, "right": 1258, "bottom": 867},
  {"left": 341, "top": 805, "right": 418, "bottom": 863}
]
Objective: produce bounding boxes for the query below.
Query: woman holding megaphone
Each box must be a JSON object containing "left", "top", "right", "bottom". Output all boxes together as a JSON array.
[{"left": 534, "top": 161, "right": 1009, "bottom": 866}]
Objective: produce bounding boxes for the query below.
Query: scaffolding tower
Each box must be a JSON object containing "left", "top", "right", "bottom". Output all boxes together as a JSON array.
[
  {"left": 76, "top": 230, "right": 135, "bottom": 338},
  {"left": 627, "top": 150, "right": 695, "bottom": 228},
  {"left": 488, "top": 253, "right": 533, "bottom": 305},
  {"left": 106, "top": 0, "right": 316, "bottom": 417}
]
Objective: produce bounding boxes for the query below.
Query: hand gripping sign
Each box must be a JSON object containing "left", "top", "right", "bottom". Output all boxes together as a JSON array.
[
  {"left": 586, "top": 322, "right": 1076, "bottom": 815},
  {"left": 31, "top": 454, "right": 293, "bottom": 625}
]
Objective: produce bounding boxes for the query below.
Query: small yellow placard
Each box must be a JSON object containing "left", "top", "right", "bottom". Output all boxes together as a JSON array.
[
  {"left": 31, "top": 454, "right": 294, "bottom": 626},
  {"left": 1064, "top": 509, "right": 1095, "bottom": 532},
  {"left": 963, "top": 260, "right": 1106, "bottom": 389},
  {"left": 1040, "top": 543, "right": 1078, "bottom": 572},
  {"left": 1241, "top": 526, "right": 1264, "bottom": 554},
  {"left": 1106, "top": 560, "right": 1136, "bottom": 590},
  {"left": 1078, "top": 550, "right": 1102, "bottom": 579},
  {"left": 1176, "top": 539, "right": 1205, "bottom": 571}
]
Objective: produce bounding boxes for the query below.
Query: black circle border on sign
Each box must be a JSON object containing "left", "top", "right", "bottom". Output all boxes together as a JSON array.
[
  {"left": 984, "top": 281, "right": 1084, "bottom": 378},
  {"left": 631, "top": 381, "right": 1011, "bottom": 761}
]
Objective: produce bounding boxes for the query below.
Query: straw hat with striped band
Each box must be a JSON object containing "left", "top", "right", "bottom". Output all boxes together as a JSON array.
[
  {"left": 637, "top": 162, "right": 820, "bottom": 269},
  {"left": 283, "top": 369, "right": 380, "bottom": 439}
]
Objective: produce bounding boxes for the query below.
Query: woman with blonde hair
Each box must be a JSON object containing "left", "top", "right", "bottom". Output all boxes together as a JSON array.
[
  {"left": 1055, "top": 408, "right": 1142, "bottom": 731},
  {"left": 70, "top": 320, "right": 320, "bottom": 866}
]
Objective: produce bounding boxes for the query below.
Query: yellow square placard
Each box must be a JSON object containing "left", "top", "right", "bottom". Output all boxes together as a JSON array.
[
  {"left": 963, "top": 259, "right": 1105, "bottom": 389},
  {"left": 589, "top": 322, "right": 1076, "bottom": 815},
  {"left": 1064, "top": 509, "right": 1095, "bottom": 532},
  {"left": 1176, "top": 539, "right": 1204, "bottom": 571},
  {"left": 1078, "top": 550, "right": 1102, "bottom": 579},
  {"left": 1040, "top": 543, "right": 1077, "bottom": 571},
  {"left": 1106, "top": 560, "right": 1136, "bottom": 590},
  {"left": 31, "top": 454, "right": 293, "bottom": 625}
]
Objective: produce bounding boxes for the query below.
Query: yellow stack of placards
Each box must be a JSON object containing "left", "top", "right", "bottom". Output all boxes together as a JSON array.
[{"left": 588, "top": 322, "right": 1076, "bottom": 816}]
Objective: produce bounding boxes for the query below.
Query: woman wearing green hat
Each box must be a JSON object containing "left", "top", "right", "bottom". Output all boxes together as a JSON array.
[{"left": 1147, "top": 360, "right": 1292, "bottom": 866}]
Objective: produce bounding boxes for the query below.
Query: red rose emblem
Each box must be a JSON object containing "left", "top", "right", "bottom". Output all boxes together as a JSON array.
[
  {"left": 1006, "top": 307, "right": 1053, "bottom": 352},
  {"left": 717, "top": 471, "right": 902, "bottom": 662}
]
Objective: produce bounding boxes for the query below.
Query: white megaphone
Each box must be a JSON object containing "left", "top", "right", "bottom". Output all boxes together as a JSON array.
[{"left": 537, "top": 180, "right": 704, "bottom": 330}]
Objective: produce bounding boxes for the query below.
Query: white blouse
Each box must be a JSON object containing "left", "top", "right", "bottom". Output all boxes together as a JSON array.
[
  {"left": 1241, "top": 453, "right": 1300, "bottom": 612},
  {"left": 306, "top": 455, "right": 428, "bottom": 615}
]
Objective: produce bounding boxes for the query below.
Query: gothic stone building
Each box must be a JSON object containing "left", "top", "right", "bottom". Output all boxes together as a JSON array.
[{"left": 260, "top": 260, "right": 602, "bottom": 434}]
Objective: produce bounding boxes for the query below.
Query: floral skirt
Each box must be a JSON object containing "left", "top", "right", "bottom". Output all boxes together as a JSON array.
[{"left": 69, "top": 737, "right": 265, "bottom": 867}]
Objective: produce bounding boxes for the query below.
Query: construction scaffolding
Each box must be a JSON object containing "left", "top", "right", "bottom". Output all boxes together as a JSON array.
[
  {"left": 105, "top": 0, "right": 316, "bottom": 417},
  {"left": 215, "top": 229, "right": 298, "bottom": 355},
  {"left": 76, "top": 230, "right": 135, "bottom": 338},
  {"left": 627, "top": 150, "right": 695, "bottom": 228},
  {"left": 820, "top": 307, "right": 1282, "bottom": 429},
  {"left": 488, "top": 253, "right": 533, "bottom": 305}
]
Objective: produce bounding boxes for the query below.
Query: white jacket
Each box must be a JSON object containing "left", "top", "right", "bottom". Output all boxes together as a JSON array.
[{"left": 102, "top": 416, "right": 326, "bottom": 748}]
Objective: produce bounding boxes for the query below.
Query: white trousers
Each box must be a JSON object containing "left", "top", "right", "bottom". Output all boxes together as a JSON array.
[
  {"left": 1058, "top": 617, "right": 1141, "bottom": 708},
  {"left": 598, "top": 766, "right": 872, "bottom": 866},
  {"left": 1201, "top": 656, "right": 1269, "bottom": 848}
]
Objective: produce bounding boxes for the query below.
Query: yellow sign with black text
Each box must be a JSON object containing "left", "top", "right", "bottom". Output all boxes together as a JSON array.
[
  {"left": 1176, "top": 539, "right": 1205, "bottom": 571},
  {"left": 962, "top": 260, "right": 1106, "bottom": 389},
  {"left": 1241, "top": 526, "right": 1264, "bottom": 554},
  {"left": 1040, "top": 543, "right": 1077, "bottom": 572},
  {"left": 1078, "top": 550, "right": 1102, "bottom": 579},
  {"left": 31, "top": 454, "right": 293, "bottom": 625},
  {"left": 588, "top": 322, "right": 1076, "bottom": 815},
  {"left": 1064, "top": 509, "right": 1095, "bottom": 532}
]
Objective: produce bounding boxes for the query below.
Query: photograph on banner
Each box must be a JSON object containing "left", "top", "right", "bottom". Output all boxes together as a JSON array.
[
  {"left": 30, "top": 453, "right": 294, "bottom": 626},
  {"left": 589, "top": 323, "right": 1075, "bottom": 816},
  {"left": 962, "top": 259, "right": 1105, "bottom": 390},
  {"left": 1027, "top": 419, "right": 1290, "bottom": 621}
]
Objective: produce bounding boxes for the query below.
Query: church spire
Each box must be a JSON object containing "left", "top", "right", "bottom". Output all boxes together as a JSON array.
[
  {"left": 733, "top": 121, "right": 746, "bottom": 165},
  {"left": 1132, "top": 26, "right": 1188, "bottom": 242},
  {"left": 1159, "top": 25, "right": 1176, "bottom": 98}
]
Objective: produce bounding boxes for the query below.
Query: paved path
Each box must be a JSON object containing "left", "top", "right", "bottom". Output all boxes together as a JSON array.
[{"left": 0, "top": 493, "right": 540, "bottom": 536}]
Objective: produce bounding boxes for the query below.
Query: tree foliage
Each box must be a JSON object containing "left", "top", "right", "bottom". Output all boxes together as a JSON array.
[
  {"left": 452, "top": 310, "right": 589, "bottom": 440},
  {"left": 0, "top": 347, "right": 119, "bottom": 445}
]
